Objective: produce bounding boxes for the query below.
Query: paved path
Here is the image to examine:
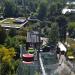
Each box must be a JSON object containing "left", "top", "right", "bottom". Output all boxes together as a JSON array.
[
  {"left": 52, "top": 54, "right": 75, "bottom": 75},
  {"left": 53, "top": 62, "right": 75, "bottom": 75}
]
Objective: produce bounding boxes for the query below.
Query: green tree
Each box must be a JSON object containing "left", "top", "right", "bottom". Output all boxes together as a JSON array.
[
  {"left": 4, "top": 0, "right": 18, "bottom": 17},
  {"left": 37, "top": 2, "right": 47, "bottom": 21},
  {"left": 0, "top": 46, "right": 15, "bottom": 63},
  {"left": 17, "top": 27, "right": 32, "bottom": 36},
  {"left": 56, "top": 16, "right": 68, "bottom": 42},
  {"left": 48, "top": 23, "right": 59, "bottom": 46},
  {"left": 5, "top": 36, "right": 20, "bottom": 48},
  {"left": 0, "top": 26, "right": 6, "bottom": 44},
  {"left": 68, "top": 22, "right": 75, "bottom": 38},
  {"left": 9, "top": 29, "right": 17, "bottom": 37},
  {"left": 47, "top": 2, "right": 64, "bottom": 21},
  {"left": 0, "top": 45, "right": 20, "bottom": 75}
]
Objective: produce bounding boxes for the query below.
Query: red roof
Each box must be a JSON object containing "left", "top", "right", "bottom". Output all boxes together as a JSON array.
[
  {"left": 22, "top": 61, "right": 33, "bottom": 64},
  {"left": 22, "top": 54, "right": 33, "bottom": 58}
]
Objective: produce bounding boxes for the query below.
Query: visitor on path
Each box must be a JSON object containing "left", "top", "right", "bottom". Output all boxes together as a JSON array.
[
  {"left": 59, "top": 51, "right": 66, "bottom": 65},
  {"left": 56, "top": 46, "right": 60, "bottom": 60}
]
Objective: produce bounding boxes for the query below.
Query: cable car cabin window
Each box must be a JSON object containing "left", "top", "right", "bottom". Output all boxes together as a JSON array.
[{"left": 22, "top": 57, "right": 34, "bottom": 62}]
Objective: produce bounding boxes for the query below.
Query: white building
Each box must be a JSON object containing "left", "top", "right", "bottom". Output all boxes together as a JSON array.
[{"left": 62, "top": 1, "right": 75, "bottom": 14}]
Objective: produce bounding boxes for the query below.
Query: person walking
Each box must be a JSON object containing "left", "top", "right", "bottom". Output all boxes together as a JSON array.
[
  {"left": 56, "top": 46, "right": 60, "bottom": 60},
  {"left": 59, "top": 51, "right": 66, "bottom": 65}
]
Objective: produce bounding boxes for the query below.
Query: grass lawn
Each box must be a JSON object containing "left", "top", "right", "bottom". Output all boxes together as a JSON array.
[
  {"left": 68, "top": 22, "right": 75, "bottom": 29},
  {"left": 66, "top": 38, "right": 75, "bottom": 59},
  {"left": 66, "top": 38, "right": 75, "bottom": 48}
]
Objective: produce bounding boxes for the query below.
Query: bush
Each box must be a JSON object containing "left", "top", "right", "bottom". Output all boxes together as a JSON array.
[{"left": 66, "top": 47, "right": 74, "bottom": 56}]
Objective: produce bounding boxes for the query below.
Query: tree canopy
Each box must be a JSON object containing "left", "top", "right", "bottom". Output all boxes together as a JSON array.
[
  {"left": 0, "top": 26, "right": 6, "bottom": 44},
  {"left": 0, "top": 45, "right": 15, "bottom": 63},
  {"left": 48, "top": 23, "right": 59, "bottom": 46}
]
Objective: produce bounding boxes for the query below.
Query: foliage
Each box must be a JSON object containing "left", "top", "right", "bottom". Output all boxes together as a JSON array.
[
  {"left": 66, "top": 47, "right": 74, "bottom": 56},
  {"left": 0, "top": 26, "right": 6, "bottom": 44},
  {"left": 35, "top": 72, "right": 40, "bottom": 75},
  {"left": 47, "top": 1, "right": 64, "bottom": 21},
  {"left": 5, "top": 27, "right": 32, "bottom": 48},
  {"left": 4, "top": 0, "right": 16, "bottom": 17},
  {"left": 67, "top": 13, "right": 75, "bottom": 21},
  {"left": 48, "top": 23, "right": 59, "bottom": 46},
  {"left": 68, "top": 22, "right": 75, "bottom": 38},
  {"left": 0, "top": 0, "right": 66, "bottom": 18},
  {"left": 56, "top": 15, "right": 68, "bottom": 42},
  {"left": 0, "top": 0, "right": 71, "bottom": 75},
  {"left": 68, "top": 22, "right": 75, "bottom": 29},
  {"left": 5, "top": 36, "right": 20, "bottom": 49},
  {"left": 3, "top": 0, "right": 21, "bottom": 17},
  {"left": 0, "top": 45, "right": 20, "bottom": 75},
  {"left": 1, "top": 59, "right": 20, "bottom": 75},
  {"left": 17, "top": 27, "right": 32, "bottom": 36},
  {"left": 31, "top": 22, "right": 40, "bottom": 31},
  {"left": 14, "top": 35, "right": 26, "bottom": 44},
  {"left": 37, "top": 2, "right": 47, "bottom": 21},
  {"left": 0, "top": 45, "right": 15, "bottom": 63},
  {"left": 9, "top": 29, "right": 17, "bottom": 37},
  {"left": 66, "top": 38, "right": 75, "bottom": 48}
]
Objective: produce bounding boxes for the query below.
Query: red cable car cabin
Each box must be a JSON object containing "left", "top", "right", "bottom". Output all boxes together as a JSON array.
[{"left": 22, "top": 54, "right": 34, "bottom": 64}]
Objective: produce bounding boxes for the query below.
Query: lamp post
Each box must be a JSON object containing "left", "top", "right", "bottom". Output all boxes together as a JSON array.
[
  {"left": 20, "top": 45, "right": 22, "bottom": 59},
  {"left": 5, "top": 28, "right": 9, "bottom": 37},
  {"left": 66, "top": 32, "right": 70, "bottom": 47}
]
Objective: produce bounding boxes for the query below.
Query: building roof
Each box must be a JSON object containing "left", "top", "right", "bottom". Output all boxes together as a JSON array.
[
  {"left": 62, "top": 1, "right": 75, "bottom": 14},
  {"left": 62, "top": 8, "right": 75, "bottom": 14},
  {"left": 66, "top": 1, "right": 75, "bottom": 5},
  {"left": 26, "top": 31, "right": 39, "bottom": 43},
  {"left": 0, "top": 18, "right": 28, "bottom": 29},
  {"left": 15, "top": 18, "right": 26, "bottom": 23}
]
